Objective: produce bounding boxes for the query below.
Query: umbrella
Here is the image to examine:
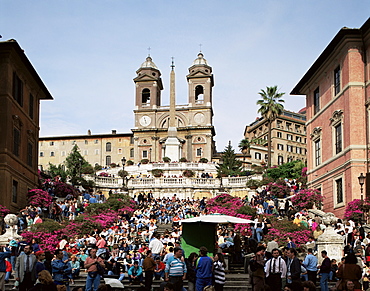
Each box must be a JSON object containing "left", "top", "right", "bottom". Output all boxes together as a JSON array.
[{"left": 181, "top": 214, "right": 254, "bottom": 224}]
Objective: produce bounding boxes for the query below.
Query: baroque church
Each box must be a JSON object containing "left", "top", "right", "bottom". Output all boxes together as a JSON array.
[{"left": 131, "top": 52, "right": 216, "bottom": 163}]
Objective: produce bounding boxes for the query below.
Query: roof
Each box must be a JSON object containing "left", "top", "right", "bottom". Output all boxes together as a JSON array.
[
  {"left": 0, "top": 39, "right": 53, "bottom": 100},
  {"left": 40, "top": 132, "right": 133, "bottom": 141},
  {"left": 192, "top": 52, "right": 209, "bottom": 66},
  {"left": 291, "top": 18, "right": 370, "bottom": 95},
  {"left": 139, "top": 56, "right": 158, "bottom": 70},
  {"left": 181, "top": 214, "right": 253, "bottom": 224}
]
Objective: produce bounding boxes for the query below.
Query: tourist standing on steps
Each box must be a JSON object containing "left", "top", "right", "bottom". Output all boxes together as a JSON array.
[
  {"left": 318, "top": 250, "right": 331, "bottom": 291},
  {"left": 195, "top": 246, "right": 213, "bottom": 291},
  {"left": 84, "top": 248, "right": 105, "bottom": 291},
  {"left": 143, "top": 250, "right": 156, "bottom": 291},
  {"left": 51, "top": 249, "right": 72, "bottom": 291},
  {"left": 213, "top": 253, "right": 226, "bottom": 291},
  {"left": 0, "top": 245, "right": 11, "bottom": 291},
  {"left": 15, "top": 244, "right": 37, "bottom": 291},
  {"left": 286, "top": 248, "right": 300, "bottom": 284},
  {"left": 165, "top": 247, "right": 187, "bottom": 291},
  {"left": 303, "top": 248, "right": 318, "bottom": 284},
  {"left": 265, "top": 248, "right": 286, "bottom": 291},
  {"left": 149, "top": 233, "right": 164, "bottom": 260}
]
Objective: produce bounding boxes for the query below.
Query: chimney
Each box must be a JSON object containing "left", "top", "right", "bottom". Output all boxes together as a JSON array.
[
  {"left": 112, "top": 130, "right": 117, "bottom": 135},
  {"left": 87, "top": 129, "right": 91, "bottom": 136}
]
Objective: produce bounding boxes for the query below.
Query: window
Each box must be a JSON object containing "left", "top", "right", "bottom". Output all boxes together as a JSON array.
[
  {"left": 296, "top": 147, "right": 302, "bottom": 154},
  {"left": 84, "top": 150, "right": 88, "bottom": 155},
  {"left": 295, "top": 125, "right": 301, "bottom": 133},
  {"left": 119, "top": 138, "right": 122, "bottom": 143},
  {"left": 196, "top": 148, "right": 202, "bottom": 157},
  {"left": 106, "top": 142, "right": 112, "bottom": 152},
  {"left": 29, "top": 94, "right": 34, "bottom": 119},
  {"left": 334, "top": 66, "right": 341, "bottom": 95},
  {"left": 277, "top": 144, "right": 284, "bottom": 150},
  {"left": 62, "top": 141, "right": 65, "bottom": 145},
  {"left": 287, "top": 156, "right": 293, "bottom": 163},
  {"left": 278, "top": 156, "right": 284, "bottom": 165},
  {"left": 336, "top": 178, "right": 343, "bottom": 204},
  {"left": 12, "top": 72, "right": 23, "bottom": 106},
  {"left": 27, "top": 142, "right": 33, "bottom": 167},
  {"left": 314, "top": 87, "right": 320, "bottom": 114},
  {"left": 40, "top": 152, "right": 44, "bottom": 157},
  {"left": 255, "top": 152, "right": 261, "bottom": 160},
  {"left": 130, "top": 148, "right": 134, "bottom": 158},
  {"left": 85, "top": 140, "right": 88, "bottom": 145},
  {"left": 13, "top": 127, "right": 20, "bottom": 157},
  {"left": 50, "top": 151, "right": 55, "bottom": 157},
  {"left": 118, "top": 148, "right": 122, "bottom": 154},
  {"left": 287, "top": 145, "right": 293, "bottom": 152},
  {"left": 95, "top": 149, "right": 99, "bottom": 155},
  {"left": 296, "top": 136, "right": 302, "bottom": 143},
  {"left": 143, "top": 150, "right": 148, "bottom": 158},
  {"left": 106, "top": 156, "right": 111, "bottom": 165},
  {"left": 286, "top": 122, "right": 292, "bottom": 131},
  {"left": 287, "top": 134, "right": 293, "bottom": 140},
  {"left": 315, "top": 139, "right": 321, "bottom": 166},
  {"left": 264, "top": 154, "right": 268, "bottom": 161},
  {"left": 50, "top": 141, "right": 54, "bottom": 146},
  {"left": 130, "top": 136, "right": 134, "bottom": 144},
  {"left": 142, "top": 88, "right": 150, "bottom": 104},
  {"left": 61, "top": 151, "right": 65, "bottom": 156},
  {"left": 12, "top": 180, "right": 18, "bottom": 203},
  {"left": 276, "top": 120, "right": 282, "bottom": 128},
  {"left": 195, "top": 85, "right": 204, "bottom": 103},
  {"left": 94, "top": 140, "right": 99, "bottom": 144},
  {"left": 335, "top": 123, "right": 342, "bottom": 154},
  {"left": 277, "top": 132, "right": 282, "bottom": 138}
]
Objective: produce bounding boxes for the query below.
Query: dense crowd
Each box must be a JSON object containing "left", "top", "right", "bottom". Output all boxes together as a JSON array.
[{"left": 1, "top": 183, "right": 370, "bottom": 291}]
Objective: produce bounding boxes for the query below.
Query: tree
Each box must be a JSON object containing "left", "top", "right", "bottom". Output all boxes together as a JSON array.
[
  {"left": 217, "top": 141, "right": 242, "bottom": 177},
  {"left": 48, "top": 163, "right": 68, "bottom": 182},
  {"left": 266, "top": 160, "right": 306, "bottom": 180},
  {"left": 256, "top": 86, "right": 285, "bottom": 168},
  {"left": 65, "top": 144, "right": 92, "bottom": 185}
]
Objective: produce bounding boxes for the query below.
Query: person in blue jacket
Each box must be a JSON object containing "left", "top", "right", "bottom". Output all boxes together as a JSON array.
[
  {"left": 128, "top": 261, "right": 143, "bottom": 285},
  {"left": 195, "top": 246, "right": 213, "bottom": 291},
  {"left": 0, "top": 246, "right": 11, "bottom": 291}
]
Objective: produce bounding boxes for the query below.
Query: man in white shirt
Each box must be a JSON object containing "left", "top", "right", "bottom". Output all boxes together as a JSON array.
[
  {"left": 265, "top": 248, "right": 287, "bottom": 291},
  {"left": 149, "top": 233, "right": 164, "bottom": 260}
]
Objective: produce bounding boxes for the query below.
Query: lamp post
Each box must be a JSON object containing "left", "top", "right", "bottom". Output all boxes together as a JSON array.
[
  {"left": 358, "top": 173, "right": 366, "bottom": 223},
  {"left": 121, "top": 157, "right": 127, "bottom": 191}
]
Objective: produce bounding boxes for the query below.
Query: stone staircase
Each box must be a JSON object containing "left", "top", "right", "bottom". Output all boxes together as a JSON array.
[{"left": 4, "top": 272, "right": 249, "bottom": 290}]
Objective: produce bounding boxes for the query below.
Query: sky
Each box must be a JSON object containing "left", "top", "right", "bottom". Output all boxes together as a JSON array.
[{"left": 1, "top": 1, "right": 369, "bottom": 152}]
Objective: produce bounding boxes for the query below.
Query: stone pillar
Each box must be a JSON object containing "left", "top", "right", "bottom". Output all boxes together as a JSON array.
[
  {"left": 185, "top": 135, "right": 193, "bottom": 162},
  {"left": 316, "top": 214, "right": 343, "bottom": 264}
]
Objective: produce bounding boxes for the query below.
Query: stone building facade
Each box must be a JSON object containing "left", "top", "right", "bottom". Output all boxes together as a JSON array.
[
  {"left": 39, "top": 131, "right": 133, "bottom": 171},
  {"left": 291, "top": 18, "right": 370, "bottom": 217},
  {"left": 244, "top": 109, "right": 307, "bottom": 167},
  {"left": 0, "top": 40, "right": 53, "bottom": 212},
  {"left": 132, "top": 53, "right": 216, "bottom": 163}
]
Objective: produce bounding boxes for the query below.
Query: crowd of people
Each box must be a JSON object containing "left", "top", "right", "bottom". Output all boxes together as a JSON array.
[
  {"left": 0, "top": 191, "right": 232, "bottom": 291},
  {"left": 2, "top": 182, "right": 370, "bottom": 291}
]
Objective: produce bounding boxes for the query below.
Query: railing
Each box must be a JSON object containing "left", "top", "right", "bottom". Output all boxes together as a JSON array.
[{"left": 92, "top": 176, "right": 262, "bottom": 189}]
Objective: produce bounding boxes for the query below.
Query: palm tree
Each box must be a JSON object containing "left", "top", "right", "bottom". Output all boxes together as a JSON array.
[
  {"left": 239, "top": 138, "right": 251, "bottom": 171},
  {"left": 256, "top": 86, "right": 285, "bottom": 168}
]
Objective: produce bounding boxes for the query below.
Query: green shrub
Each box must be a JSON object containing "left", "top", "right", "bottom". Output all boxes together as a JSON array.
[
  {"left": 141, "top": 159, "right": 149, "bottom": 164},
  {"left": 163, "top": 157, "right": 171, "bottom": 163},
  {"left": 127, "top": 160, "right": 134, "bottom": 165},
  {"left": 179, "top": 157, "right": 187, "bottom": 162},
  {"left": 199, "top": 158, "right": 208, "bottom": 163},
  {"left": 237, "top": 205, "right": 257, "bottom": 217}
]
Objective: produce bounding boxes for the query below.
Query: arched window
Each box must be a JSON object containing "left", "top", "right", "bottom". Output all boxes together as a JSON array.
[
  {"left": 106, "top": 142, "right": 111, "bottom": 152},
  {"left": 142, "top": 88, "right": 150, "bottom": 104},
  {"left": 106, "top": 156, "right": 111, "bottom": 166},
  {"left": 195, "top": 85, "right": 204, "bottom": 103}
]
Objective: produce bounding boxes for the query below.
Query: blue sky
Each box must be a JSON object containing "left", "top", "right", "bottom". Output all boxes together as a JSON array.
[{"left": 1, "top": 1, "right": 369, "bottom": 151}]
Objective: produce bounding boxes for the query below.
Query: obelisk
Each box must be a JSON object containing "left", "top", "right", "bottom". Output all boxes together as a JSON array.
[{"left": 164, "top": 58, "right": 180, "bottom": 161}]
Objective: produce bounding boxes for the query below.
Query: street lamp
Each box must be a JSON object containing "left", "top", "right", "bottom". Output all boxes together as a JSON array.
[
  {"left": 121, "top": 157, "right": 127, "bottom": 190},
  {"left": 358, "top": 173, "right": 366, "bottom": 223},
  {"left": 358, "top": 173, "right": 365, "bottom": 199}
]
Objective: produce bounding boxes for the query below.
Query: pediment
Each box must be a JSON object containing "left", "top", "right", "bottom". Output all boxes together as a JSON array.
[
  {"left": 133, "top": 73, "right": 158, "bottom": 82},
  {"left": 187, "top": 70, "right": 211, "bottom": 78}
]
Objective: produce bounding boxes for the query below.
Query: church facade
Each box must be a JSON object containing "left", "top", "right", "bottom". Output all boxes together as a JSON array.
[{"left": 131, "top": 53, "right": 216, "bottom": 163}]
